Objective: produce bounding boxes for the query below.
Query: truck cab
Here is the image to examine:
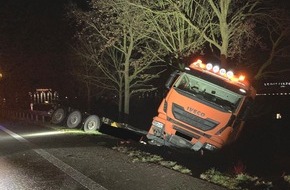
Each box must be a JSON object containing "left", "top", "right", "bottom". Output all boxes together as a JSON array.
[{"left": 147, "top": 60, "right": 256, "bottom": 152}]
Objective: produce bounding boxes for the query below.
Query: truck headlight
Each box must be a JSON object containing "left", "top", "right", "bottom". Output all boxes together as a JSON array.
[
  {"left": 204, "top": 143, "right": 217, "bottom": 151},
  {"left": 152, "top": 120, "right": 164, "bottom": 129},
  {"left": 152, "top": 120, "right": 164, "bottom": 137}
]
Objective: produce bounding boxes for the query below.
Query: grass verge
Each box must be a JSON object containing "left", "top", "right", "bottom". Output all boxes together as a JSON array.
[
  {"left": 112, "top": 146, "right": 192, "bottom": 175},
  {"left": 113, "top": 145, "right": 290, "bottom": 190}
]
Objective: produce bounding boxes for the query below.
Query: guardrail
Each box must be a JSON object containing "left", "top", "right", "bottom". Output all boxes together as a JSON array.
[{"left": 0, "top": 109, "right": 51, "bottom": 123}]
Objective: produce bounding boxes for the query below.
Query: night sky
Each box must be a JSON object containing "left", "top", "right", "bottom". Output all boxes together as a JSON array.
[{"left": 0, "top": 0, "right": 83, "bottom": 100}]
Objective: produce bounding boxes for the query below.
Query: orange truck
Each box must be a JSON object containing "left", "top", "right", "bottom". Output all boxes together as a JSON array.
[{"left": 147, "top": 60, "right": 256, "bottom": 152}]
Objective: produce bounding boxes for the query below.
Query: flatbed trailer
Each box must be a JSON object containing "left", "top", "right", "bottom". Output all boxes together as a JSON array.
[{"left": 50, "top": 107, "right": 147, "bottom": 137}]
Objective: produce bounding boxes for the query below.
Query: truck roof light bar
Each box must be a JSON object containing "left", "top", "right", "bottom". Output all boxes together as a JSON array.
[{"left": 189, "top": 60, "right": 246, "bottom": 82}]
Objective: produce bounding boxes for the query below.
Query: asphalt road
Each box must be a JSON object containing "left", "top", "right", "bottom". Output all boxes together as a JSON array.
[{"left": 0, "top": 119, "right": 227, "bottom": 190}]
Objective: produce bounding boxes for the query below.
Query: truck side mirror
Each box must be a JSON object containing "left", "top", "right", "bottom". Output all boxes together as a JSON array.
[{"left": 165, "top": 70, "right": 179, "bottom": 89}]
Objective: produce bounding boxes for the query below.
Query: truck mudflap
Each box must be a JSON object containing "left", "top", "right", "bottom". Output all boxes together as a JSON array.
[{"left": 147, "top": 134, "right": 204, "bottom": 151}]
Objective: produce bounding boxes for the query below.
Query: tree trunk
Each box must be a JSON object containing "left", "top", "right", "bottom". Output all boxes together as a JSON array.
[
  {"left": 123, "top": 30, "right": 134, "bottom": 123},
  {"left": 124, "top": 57, "right": 130, "bottom": 123},
  {"left": 220, "top": 54, "right": 228, "bottom": 68},
  {"left": 118, "top": 87, "right": 123, "bottom": 122},
  {"left": 219, "top": 5, "right": 229, "bottom": 69},
  {"left": 124, "top": 77, "right": 130, "bottom": 123}
]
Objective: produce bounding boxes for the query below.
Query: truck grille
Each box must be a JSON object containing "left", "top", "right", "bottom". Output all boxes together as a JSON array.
[{"left": 172, "top": 103, "right": 219, "bottom": 131}]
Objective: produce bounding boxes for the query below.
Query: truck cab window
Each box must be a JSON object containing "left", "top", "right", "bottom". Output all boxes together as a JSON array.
[{"left": 175, "top": 73, "right": 243, "bottom": 112}]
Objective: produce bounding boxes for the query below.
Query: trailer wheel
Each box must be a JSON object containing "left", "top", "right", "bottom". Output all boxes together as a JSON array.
[
  {"left": 66, "top": 110, "right": 82, "bottom": 128},
  {"left": 83, "top": 115, "right": 101, "bottom": 132},
  {"left": 51, "top": 107, "right": 66, "bottom": 125}
]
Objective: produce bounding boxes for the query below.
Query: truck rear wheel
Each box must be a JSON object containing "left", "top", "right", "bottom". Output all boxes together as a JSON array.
[
  {"left": 66, "top": 110, "right": 82, "bottom": 128},
  {"left": 51, "top": 107, "right": 66, "bottom": 125},
  {"left": 83, "top": 115, "right": 101, "bottom": 132}
]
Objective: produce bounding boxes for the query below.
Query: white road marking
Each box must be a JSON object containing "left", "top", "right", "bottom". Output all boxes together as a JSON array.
[{"left": 0, "top": 125, "right": 108, "bottom": 190}]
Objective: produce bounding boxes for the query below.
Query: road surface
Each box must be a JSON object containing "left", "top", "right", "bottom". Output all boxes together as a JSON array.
[{"left": 0, "top": 119, "right": 227, "bottom": 190}]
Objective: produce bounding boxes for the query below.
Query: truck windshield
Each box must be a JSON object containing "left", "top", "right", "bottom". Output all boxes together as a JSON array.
[{"left": 174, "top": 73, "right": 243, "bottom": 112}]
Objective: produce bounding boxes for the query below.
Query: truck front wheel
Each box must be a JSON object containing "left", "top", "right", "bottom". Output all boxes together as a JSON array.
[{"left": 83, "top": 115, "right": 101, "bottom": 132}]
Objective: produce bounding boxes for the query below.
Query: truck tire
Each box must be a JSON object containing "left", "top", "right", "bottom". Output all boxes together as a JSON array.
[
  {"left": 51, "top": 107, "right": 66, "bottom": 125},
  {"left": 83, "top": 115, "right": 101, "bottom": 132},
  {"left": 66, "top": 110, "right": 82, "bottom": 128}
]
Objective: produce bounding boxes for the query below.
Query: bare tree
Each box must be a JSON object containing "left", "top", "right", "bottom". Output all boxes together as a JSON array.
[
  {"left": 73, "top": 39, "right": 125, "bottom": 114},
  {"left": 254, "top": 9, "right": 290, "bottom": 80},
  {"left": 130, "top": 0, "right": 261, "bottom": 68},
  {"left": 69, "top": 44, "right": 106, "bottom": 112},
  {"left": 186, "top": 0, "right": 261, "bottom": 68},
  {"left": 68, "top": 0, "right": 166, "bottom": 119},
  {"left": 126, "top": 0, "right": 206, "bottom": 68}
]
